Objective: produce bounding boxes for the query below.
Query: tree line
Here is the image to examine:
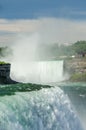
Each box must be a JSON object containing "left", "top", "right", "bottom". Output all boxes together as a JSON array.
[
  {"left": 0, "top": 40, "right": 86, "bottom": 59},
  {"left": 38, "top": 40, "right": 86, "bottom": 59}
]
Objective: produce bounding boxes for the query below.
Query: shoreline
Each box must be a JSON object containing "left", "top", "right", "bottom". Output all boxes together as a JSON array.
[{"left": 64, "top": 57, "right": 86, "bottom": 82}]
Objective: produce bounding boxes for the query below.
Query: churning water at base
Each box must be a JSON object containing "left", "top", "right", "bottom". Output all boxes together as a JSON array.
[
  {"left": 11, "top": 61, "right": 64, "bottom": 83},
  {"left": 0, "top": 86, "right": 83, "bottom": 130}
]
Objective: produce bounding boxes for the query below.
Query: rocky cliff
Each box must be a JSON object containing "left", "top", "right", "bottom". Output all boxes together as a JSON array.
[
  {"left": 64, "top": 58, "right": 86, "bottom": 81},
  {"left": 0, "top": 63, "right": 18, "bottom": 84}
]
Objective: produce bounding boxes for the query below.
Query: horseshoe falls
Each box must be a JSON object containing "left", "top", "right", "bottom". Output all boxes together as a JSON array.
[
  {"left": 0, "top": 87, "right": 83, "bottom": 130},
  {"left": 11, "top": 61, "right": 64, "bottom": 83}
]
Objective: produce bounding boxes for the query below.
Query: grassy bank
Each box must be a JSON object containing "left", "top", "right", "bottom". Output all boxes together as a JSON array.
[{"left": 70, "top": 73, "right": 86, "bottom": 82}]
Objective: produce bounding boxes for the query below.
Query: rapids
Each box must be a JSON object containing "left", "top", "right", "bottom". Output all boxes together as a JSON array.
[{"left": 0, "top": 86, "right": 83, "bottom": 130}]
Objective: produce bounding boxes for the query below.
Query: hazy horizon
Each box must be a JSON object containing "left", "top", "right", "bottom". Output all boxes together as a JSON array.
[{"left": 0, "top": 0, "right": 86, "bottom": 46}]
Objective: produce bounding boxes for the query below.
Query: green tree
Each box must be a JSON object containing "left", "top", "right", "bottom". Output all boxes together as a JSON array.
[{"left": 73, "top": 41, "right": 86, "bottom": 57}]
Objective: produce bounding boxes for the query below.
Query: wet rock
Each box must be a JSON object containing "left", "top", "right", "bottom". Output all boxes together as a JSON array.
[{"left": 0, "top": 64, "right": 18, "bottom": 84}]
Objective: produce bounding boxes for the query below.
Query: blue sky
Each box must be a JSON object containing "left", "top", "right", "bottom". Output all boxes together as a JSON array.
[
  {"left": 0, "top": 0, "right": 86, "bottom": 20},
  {"left": 1, "top": 0, "right": 86, "bottom": 45}
]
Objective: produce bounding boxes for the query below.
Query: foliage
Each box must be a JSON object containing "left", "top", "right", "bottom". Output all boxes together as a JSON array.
[
  {"left": 0, "top": 61, "right": 9, "bottom": 64},
  {"left": 1, "top": 47, "right": 12, "bottom": 57},
  {"left": 72, "top": 41, "right": 86, "bottom": 56},
  {"left": 70, "top": 73, "right": 86, "bottom": 82},
  {"left": 0, "top": 40, "right": 86, "bottom": 60},
  {"left": 0, "top": 46, "right": 12, "bottom": 58},
  {"left": 38, "top": 43, "right": 75, "bottom": 60},
  {"left": 0, "top": 83, "right": 53, "bottom": 96}
]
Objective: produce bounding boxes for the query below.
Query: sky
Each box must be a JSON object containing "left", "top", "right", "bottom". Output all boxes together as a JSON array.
[
  {"left": 0, "top": 0, "right": 86, "bottom": 45},
  {"left": 0, "top": 0, "right": 86, "bottom": 19}
]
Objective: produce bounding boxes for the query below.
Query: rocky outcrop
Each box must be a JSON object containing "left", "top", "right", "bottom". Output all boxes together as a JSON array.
[
  {"left": 0, "top": 64, "right": 18, "bottom": 84},
  {"left": 64, "top": 58, "right": 86, "bottom": 81},
  {"left": 64, "top": 58, "right": 86, "bottom": 74}
]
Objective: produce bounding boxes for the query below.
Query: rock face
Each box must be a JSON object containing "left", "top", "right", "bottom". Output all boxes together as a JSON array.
[
  {"left": 64, "top": 58, "right": 86, "bottom": 74},
  {"left": 64, "top": 58, "right": 86, "bottom": 81},
  {"left": 0, "top": 64, "right": 18, "bottom": 84}
]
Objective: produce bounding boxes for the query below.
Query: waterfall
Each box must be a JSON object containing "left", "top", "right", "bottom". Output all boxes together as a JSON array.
[
  {"left": 11, "top": 60, "right": 64, "bottom": 83},
  {"left": 0, "top": 86, "right": 83, "bottom": 130}
]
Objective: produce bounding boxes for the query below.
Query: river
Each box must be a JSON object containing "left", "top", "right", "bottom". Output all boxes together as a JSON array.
[{"left": 0, "top": 61, "right": 85, "bottom": 130}]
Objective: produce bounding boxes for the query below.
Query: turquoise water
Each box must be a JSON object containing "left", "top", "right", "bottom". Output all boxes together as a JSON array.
[
  {"left": 0, "top": 83, "right": 84, "bottom": 130},
  {"left": 59, "top": 82, "right": 86, "bottom": 130}
]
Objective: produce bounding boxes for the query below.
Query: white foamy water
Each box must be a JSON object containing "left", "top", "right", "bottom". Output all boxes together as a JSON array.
[
  {"left": 0, "top": 86, "right": 83, "bottom": 130},
  {"left": 11, "top": 61, "right": 64, "bottom": 83}
]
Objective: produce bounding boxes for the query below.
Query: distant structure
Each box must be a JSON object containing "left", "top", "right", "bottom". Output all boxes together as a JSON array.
[
  {"left": 0, "top": 63, "right": 18, "bottom": 84},
  {"left": 79, "top": 52, "right": 86, "bottom": 57}
]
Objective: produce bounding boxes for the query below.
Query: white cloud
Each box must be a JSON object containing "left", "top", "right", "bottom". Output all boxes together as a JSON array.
[
  {"left": 0, "top": 17, "right": 86, "bottom": 45},
  {"left": 0, "top": 19, "right": 40, "bottom": 32},
  {"left": 70, "top": 11, "right": 86, "bottom": 15}
]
